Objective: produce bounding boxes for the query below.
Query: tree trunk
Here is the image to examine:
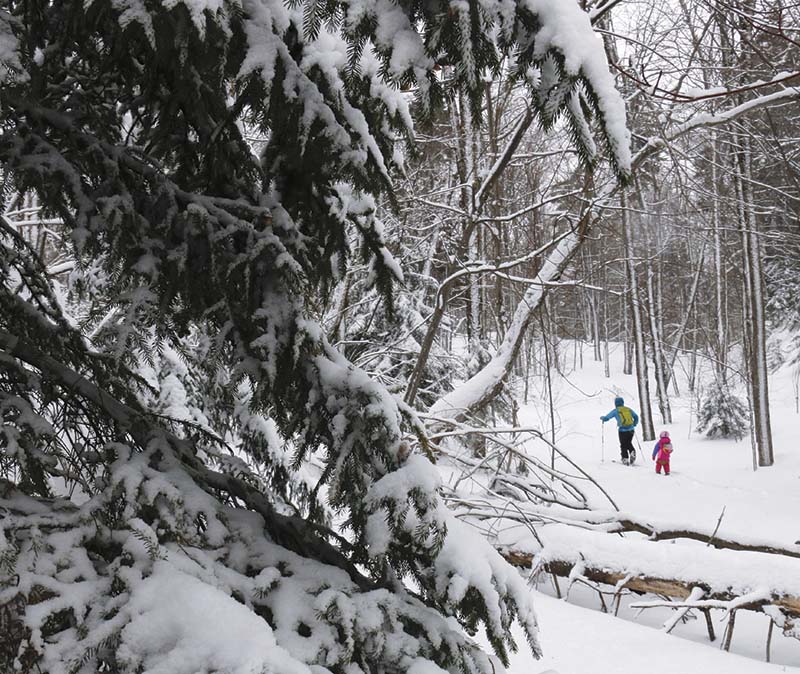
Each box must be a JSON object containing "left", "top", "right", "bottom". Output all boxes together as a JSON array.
[
  {"left": 621, "top": 192, "right": 655, "bottom": 441},
  {"left": 590, "top": 289, "right": 602, "bottom": 362},
  {"left": 602, "top": 283, "right": 611, "bottom": 380},
  {"left": 623, "top": 295, "right": 633, "bottom": 376},
  {"left": 735, "top": 141, "right": 774, "bottom": 466},
  {"left": 665, "top": 243, "right": 705, "bottom": 386},
  {"left": 645, "top": 248, "right": 672, "bottom": 424},
  {"left": 711, "top": 132, "right": 728, "bottom": 384}
]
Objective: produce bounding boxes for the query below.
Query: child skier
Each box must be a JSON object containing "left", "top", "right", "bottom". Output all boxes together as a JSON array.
[
  {"left": 652, "top": 431, "right": 673, "bottom": 475},
  {"left": 600, "top": 397, "right": 639, "bottom": 465}
]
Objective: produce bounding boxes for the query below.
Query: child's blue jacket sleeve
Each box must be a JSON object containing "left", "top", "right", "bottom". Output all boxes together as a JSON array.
[
  {"left": 652, "top": 442, "right": 659, "bottom": 460},
  {"left": 632, "top": 409, "right": 639, "bottom": 427}
]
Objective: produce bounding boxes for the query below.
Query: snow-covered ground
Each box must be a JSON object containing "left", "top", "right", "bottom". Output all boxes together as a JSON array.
[
  {"left": 475, "top": 342, "right": 800, "bottom": 672},
  {"left": 505, "top": 591, "right": 785, "bottom": 674}
]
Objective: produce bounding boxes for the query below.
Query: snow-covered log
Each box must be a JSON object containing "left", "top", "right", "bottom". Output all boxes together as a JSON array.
[
  {"left": 489, "top": 501, "right": 800, "bottom": 559},
  {"left": 599, "top": 514, "right": 800, "bottom": 559},
  {"left": 449, "top": 475, "right": 800, "bottom": 560},
  {"left": 500, "top": 525, "right": 800, "bottom": 626}
]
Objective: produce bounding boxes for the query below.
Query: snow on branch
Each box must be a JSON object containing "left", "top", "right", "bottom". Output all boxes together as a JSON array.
[
  {"left": 630, "top": 588, "right": 773, "bottom": 616},
  {"left": 0, "top": 8, "right": 24, "bottom": 83},
  {"left": 0, "top": 320, "right": 538, "bottom": 673},
  {"left": 426, "top": 420, "right": 619, "bottom": 511},
  {"left": 0, "top": 477, "right": 502, "bottom": 674},
  {"left": 463, "top": 493, "right": 800, "bottom": 561},
  {"left": 473, "top": 107, "right": 535, "bottom": 210},
  {"left": 632, "top": 87, "right": 800, "bottom": 171},
  {"left": 430, "top": 230, "right": 583, "bottom": 420},
  {"left": 476, "top": 190, "right": 584, "bottom": 224}
]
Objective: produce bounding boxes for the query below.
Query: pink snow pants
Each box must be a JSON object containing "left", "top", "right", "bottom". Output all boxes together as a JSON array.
[{"left": 655, "top": 459, "right": 670, "bottom": 475}]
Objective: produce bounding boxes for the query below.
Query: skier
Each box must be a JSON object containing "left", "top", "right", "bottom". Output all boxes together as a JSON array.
[
  {"left": 600, "top": 396, "right": 639, "bottom": 465},
  {"left": 652, "top": 431, "right": 673, "bottom": 475}
]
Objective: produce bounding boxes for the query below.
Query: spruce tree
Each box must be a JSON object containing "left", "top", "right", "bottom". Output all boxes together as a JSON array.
[
  {"left": 0, "top": 0, "right": 630, "bottom": 671},
  {"left": 696, "top": 380, "right": 749, "bottom": 441}
]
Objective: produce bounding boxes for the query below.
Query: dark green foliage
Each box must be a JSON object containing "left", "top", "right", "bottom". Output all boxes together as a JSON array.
[{"left": 0, "top": 0, "right": 629, "bottom": 669}]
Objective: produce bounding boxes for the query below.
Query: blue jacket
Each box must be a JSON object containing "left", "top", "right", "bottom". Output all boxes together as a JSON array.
[{"left": 601, "top": 406, "right": 639, "bottom": 432}]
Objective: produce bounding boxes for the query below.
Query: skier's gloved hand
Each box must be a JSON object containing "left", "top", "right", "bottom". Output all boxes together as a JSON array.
[{"left": 599, "top": 416, "right": 605, "bottom": 422}]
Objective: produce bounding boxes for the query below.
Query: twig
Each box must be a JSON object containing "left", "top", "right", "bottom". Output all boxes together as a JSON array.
[
  {"left": 704, "top": 609, "right": 716, "bottom": 642},
  {"left": 766, "top": 618, "right": 774, "bottom": 662},
  {"left": 706, "top": 506, "right": 726, "bottom": 547},
  {"left": 722, "top": 610, "right": 737, "bottom": 652}
]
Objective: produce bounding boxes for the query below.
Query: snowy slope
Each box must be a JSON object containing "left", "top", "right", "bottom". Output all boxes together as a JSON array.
[
  {"left": 525, "top": 346, "right": 800, "bottom": 543},
  {"left": 502, "top": 591, "right": 785, "bottom": 674},
  {"left": 473, "top": 341, "right": 800, "bottom": 671}
]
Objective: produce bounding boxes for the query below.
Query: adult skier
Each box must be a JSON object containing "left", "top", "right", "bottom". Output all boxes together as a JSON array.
[{"left": 601, "top": 396, "right": 640, "bottom": 465}]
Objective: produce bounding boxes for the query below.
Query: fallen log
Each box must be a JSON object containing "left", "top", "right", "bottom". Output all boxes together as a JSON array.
[
  {"left": 503, "top": 546, "right": 800, "bottom": 651},
  {"left": 607, "top": 516, "right": 800, "bottom": 560},
  {"left": 499, "top": 525, "right": 800, "bottom": 625},
  {"left": 466, "top": 500, "right": 800, "bottom": 560},
  {"left": 539, "top": 558, "right": 800, "bottom": 611}
]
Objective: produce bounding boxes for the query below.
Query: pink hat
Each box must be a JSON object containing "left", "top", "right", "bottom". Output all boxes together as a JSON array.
[{"left": 660, "top": 431, "right": 670, "bottom": 439}]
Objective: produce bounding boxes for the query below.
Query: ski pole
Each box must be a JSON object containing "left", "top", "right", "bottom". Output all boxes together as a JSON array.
[
  {"left": 634, "top": 434, "right": 643, "bottom": 463},
  {"left": 601, "top": 421, "right": 605, "bottom": 463}
]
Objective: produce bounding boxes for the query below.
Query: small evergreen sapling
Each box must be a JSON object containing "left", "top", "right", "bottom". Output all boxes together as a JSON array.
[{"left": 696, "top": 380, "right": 749, "bottom": 441}]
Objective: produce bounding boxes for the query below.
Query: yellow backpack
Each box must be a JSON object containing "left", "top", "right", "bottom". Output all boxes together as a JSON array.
[{"left": 617, "top": 406, "right": 634, "bottom": 427}]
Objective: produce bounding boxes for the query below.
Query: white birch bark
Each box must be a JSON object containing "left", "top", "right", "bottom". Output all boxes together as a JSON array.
[
  {"left": 738, "top": 142, "right": 774, "bottom": 466},
  {"left": 645, "top": 243, "right": 672, "bottom": 425},
  {"left": 711, "top": 132, "right": 727, "bottom": 384},
  {"left": 621, "top": 192, "right": 655, "bottom": 441}
]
